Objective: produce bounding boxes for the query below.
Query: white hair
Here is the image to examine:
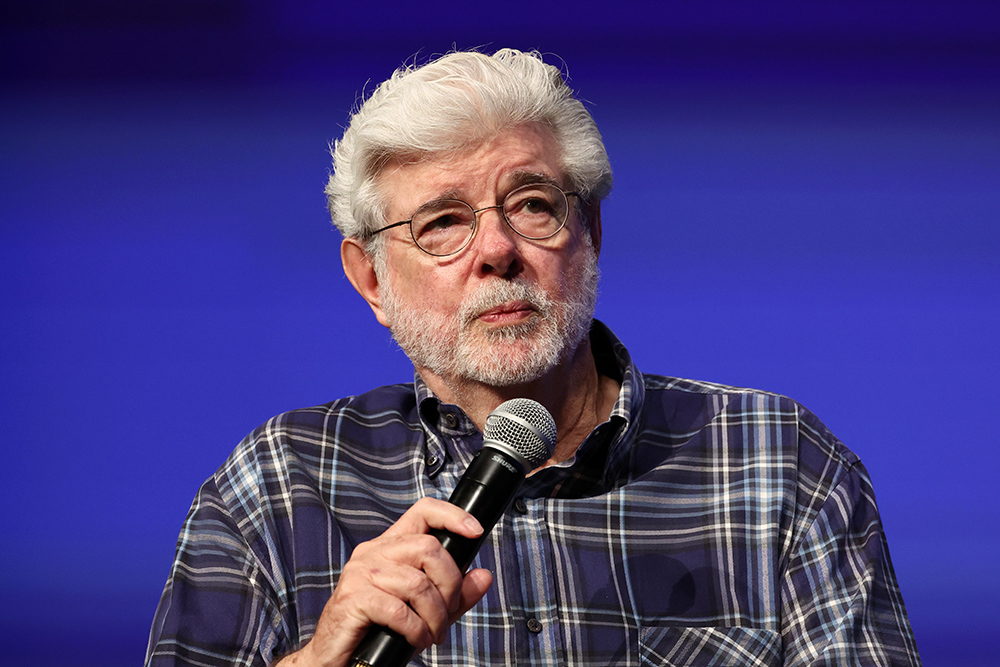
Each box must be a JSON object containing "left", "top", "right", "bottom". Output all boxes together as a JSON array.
[{"left": 325, "top": 48, "right": 613, "bottom": 246}]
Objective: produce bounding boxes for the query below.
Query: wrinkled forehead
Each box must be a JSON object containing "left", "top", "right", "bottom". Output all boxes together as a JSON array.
[{"left": 373, "top": 123, "right": 568, "bottom": 213}]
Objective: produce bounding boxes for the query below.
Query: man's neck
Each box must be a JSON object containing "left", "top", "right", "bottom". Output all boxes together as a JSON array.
[{"left": 416, "top": 339, "right": 620, "bottom": 466}]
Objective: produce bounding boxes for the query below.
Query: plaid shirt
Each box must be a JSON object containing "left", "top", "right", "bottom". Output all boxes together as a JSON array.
[{"left": 147, "top": 322, "right": 920, "bottom": 666}]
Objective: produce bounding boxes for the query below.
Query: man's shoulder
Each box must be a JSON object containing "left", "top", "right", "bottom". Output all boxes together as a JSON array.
[
  {"left": 642, "top": 373, "right": 784, "bottom": 399},
  {"left": 214, "top": 382, "right": 422, "bottom": 486},
  {"left": 637, "top": 372, "right": 857, "bottom": 469},
  {"left": 263, "top": 382, "right": 419, "bottom": 432}
]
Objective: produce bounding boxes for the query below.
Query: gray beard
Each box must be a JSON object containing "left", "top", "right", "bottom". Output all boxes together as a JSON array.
[{"left": 379, "top": 249, "right": 599, "bottom": 387}]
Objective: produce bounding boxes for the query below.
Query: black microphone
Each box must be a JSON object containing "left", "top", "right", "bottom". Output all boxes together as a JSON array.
[{"left": 349, "top": 398, "right": 557, "bottom": 667}]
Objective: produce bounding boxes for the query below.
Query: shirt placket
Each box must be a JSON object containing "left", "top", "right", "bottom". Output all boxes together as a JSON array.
[{"left": 510, "top": 496, "right": 562, "bottom": 667}]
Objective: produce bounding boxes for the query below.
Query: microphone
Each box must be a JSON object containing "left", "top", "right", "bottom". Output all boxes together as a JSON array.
[{"left": 349, "top": 398, "right": 557, "bottom": 667}]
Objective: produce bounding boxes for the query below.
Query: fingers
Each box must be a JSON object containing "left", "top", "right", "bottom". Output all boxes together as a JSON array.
[
  {"left": 358, "top": 497, "right": 482, "bottom": 615},
  {"left": 298, "top": 497, "right": 493, "bottom": 666},
  {"left": 385, "top": 497, "right": 484, "bottom": 541},
  {"left": 351, "top": 533, "right": 458, "bottom": 639}
]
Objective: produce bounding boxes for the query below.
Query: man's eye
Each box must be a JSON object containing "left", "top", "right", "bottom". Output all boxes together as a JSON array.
[
  {"left": 423, "top": 214, "right": 461, "bottom": 230},
  {"left": 427, "top": 215, "right": 458, "bottom": 229},
  {"left": 524, "top": 197, "right": 553, "bottom": 213}
]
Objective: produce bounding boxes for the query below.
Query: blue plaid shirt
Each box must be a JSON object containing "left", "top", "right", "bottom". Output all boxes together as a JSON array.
[{"left": 147, "top": 322, "right": 920, "bottom": 666}]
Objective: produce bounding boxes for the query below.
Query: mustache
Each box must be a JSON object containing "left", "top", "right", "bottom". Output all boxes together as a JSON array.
[{"left": 459, "top": 279, "right": 551, "bottom": 326}]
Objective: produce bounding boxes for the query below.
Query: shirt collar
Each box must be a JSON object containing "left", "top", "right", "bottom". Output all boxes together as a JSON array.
[
  {"left": 528, "top": 320, "right": 644, "bottom": 492},
  {"left": 414, "top": 372, "right": 482, "bottom": 477}
]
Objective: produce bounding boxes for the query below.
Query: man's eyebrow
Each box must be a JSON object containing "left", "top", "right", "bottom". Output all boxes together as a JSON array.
[
  {"left": 405, "top": 188, "right": 465, "bottom": 216},
  {"left": 505, "top": 171, "right": 562, "bottom": 190},
  {"left": 414, "top": 172, "right": 562, "bottom": 208},
  {"left": 405, "top": 171, "right": 563, "bottom": 216}
]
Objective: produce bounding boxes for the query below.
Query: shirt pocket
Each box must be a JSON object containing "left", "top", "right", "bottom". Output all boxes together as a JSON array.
[{"left": 639, "top": 625, "right": 781, "bottom": 667}]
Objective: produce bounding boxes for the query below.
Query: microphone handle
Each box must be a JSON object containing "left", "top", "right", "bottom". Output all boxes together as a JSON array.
[{"left": 349, "top": 446, "right": 526, "bottom": 667}]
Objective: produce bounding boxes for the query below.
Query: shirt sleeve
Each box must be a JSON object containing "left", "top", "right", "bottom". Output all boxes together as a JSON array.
[
  {"left": 779, "top": 456, "right": 921, "bottom": 666},
  {"left": 145, "top": 474, "right": 288, "bottom": 667}
]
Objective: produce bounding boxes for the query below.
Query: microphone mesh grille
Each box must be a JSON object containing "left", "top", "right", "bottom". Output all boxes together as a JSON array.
[{"left": 484, "top": 398, "right": 557, "bottom": 468}]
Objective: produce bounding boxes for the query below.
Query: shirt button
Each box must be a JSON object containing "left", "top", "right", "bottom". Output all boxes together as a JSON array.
[
  {"left": 442, "top": 414, "right": 458, "bottom": 428},
  {"left": 513, "top": 498, "right": 528, "bottom": 514},
  {"left": 526, "top": 617, "right": 543, "bottom": 634},
  {"left": 426, "top": 454, "right": 439, "bottom": 467}
]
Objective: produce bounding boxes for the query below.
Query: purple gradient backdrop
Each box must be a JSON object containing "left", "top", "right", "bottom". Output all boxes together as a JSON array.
[{"left": 2, "top": 2, "right": 998, "bottom": 665}]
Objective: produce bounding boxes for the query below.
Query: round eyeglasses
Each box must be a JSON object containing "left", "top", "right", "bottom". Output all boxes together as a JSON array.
[{"left": 370, "top": 182, "right": 581, "bottom": 257}]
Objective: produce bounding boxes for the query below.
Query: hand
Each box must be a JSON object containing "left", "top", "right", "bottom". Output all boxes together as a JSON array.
[{"left": 275, "top": 497, "right": 494, "bottom": 667}]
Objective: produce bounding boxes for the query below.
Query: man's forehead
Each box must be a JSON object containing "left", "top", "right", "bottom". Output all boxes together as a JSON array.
[{"left": 377, "top": 126, "right": 567, "bottom": 208}]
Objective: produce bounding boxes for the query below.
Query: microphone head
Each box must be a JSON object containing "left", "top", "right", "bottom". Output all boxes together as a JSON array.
[{"left": 484, "top": 398, "right": 557, "bottom": 470}]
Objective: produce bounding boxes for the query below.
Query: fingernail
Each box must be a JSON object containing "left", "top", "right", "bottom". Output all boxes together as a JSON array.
[{"left": 464, "top": 516, "right": 483, "bottom": 534}]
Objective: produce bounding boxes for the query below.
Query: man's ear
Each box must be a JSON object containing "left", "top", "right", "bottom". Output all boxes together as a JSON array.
[{"left": 341, "top": 238, "right": 390, "bottom": 328}]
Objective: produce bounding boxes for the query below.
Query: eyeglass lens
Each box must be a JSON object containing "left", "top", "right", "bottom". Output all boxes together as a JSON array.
[{"left": 410, "top": 183, "right": 568, "bottom": 256}]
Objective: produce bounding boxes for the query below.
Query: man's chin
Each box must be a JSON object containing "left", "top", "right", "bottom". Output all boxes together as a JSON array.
[
  {"left": 454, "top": 331, "right": 563, "bottom": 386},
  {"left": 459, "top": 357, "right": 553, "bottom": 387}
]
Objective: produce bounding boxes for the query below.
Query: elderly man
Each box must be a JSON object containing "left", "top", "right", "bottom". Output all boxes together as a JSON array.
[{"left": 147, "top": 49, "right": 921, "bottom": 667}]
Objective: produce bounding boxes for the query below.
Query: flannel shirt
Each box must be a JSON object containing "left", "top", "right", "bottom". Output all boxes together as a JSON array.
[{"left": 147, "top": 321, "right": 920, "bottom": 666}]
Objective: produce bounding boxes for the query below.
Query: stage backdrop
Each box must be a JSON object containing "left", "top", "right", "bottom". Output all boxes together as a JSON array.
[{"left": 2, "top": 3, "right": 998, "bottom": 666}]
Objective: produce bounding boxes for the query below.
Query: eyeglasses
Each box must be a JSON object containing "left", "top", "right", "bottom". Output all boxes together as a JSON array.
[{"left": 370, "top": 182, "right": 580, "bottom": 257}]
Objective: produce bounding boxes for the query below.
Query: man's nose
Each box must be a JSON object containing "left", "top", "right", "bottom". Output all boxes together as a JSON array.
[{"left": 472, "top": 206, "right": 523, "bottom": 279}]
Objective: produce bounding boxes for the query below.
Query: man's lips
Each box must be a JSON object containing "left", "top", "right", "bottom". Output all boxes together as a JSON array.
[{"left": 475, "top": 301, "right": 536, "bottom": 324}]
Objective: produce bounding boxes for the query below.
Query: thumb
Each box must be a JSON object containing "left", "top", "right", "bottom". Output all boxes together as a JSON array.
[{"left": 449, "top": 568, "right": 493, "bottom": 623}]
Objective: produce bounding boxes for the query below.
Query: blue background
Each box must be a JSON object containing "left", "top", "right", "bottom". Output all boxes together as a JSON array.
[{"left": 2, "top": 2, "right": 998, "bottom": 665}]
